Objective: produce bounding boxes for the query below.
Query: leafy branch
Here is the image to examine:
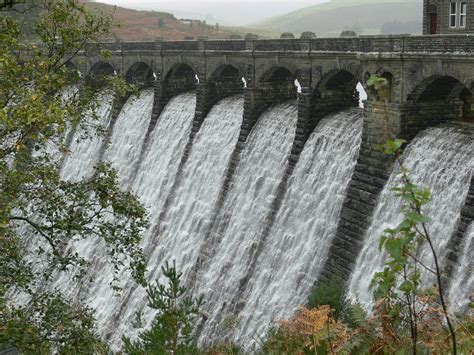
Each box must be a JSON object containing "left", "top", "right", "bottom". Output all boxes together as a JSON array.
[{"left": 372, "top": 138, "right": 457, "bottom": 354}]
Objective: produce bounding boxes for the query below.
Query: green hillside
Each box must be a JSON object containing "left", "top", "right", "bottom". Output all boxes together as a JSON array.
[{"left": 253, "top": 0, "right": 423, "bottom": 37}]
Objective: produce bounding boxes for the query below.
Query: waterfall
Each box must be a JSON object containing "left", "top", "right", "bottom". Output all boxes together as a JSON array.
[
  {"left": 348, "top": 123, "right": 474, "bottom": 309},
  {"left": 153, "top": 96, "right": 243, "bottom": 279},
  {"left": 44, "top": 89, "right": 154, "bottom": 319},
  {"left": 195, "top": 102, "right": 298, "bottom": 343},
  {"left": 48, "top": 91, "right": 196, "bottom": 344},
  {"left": 104, "top": 88, "right": 154, "bottom": 187},
  {"left": 31, "top": 84, "right": 474, "bottom": 350},
  {"left": 234, "top": 109, "right": 363, "bottom": 346},
  {"left": 91, "top": 92, "right": 197, "bottom": 344},
  {"left": 448, "top": 223, "right": 474, "bottom": 313},
  {"left": 61, "top": 92, "right": 113, "bottom": 181}
]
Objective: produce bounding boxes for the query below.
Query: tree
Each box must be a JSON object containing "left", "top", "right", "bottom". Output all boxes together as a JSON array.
[
  {"left": 0, "top": 0, "right": 148, "bottom": 351},
  {"left": 123, "top": 261, "right": 204, "bottom": 354}
]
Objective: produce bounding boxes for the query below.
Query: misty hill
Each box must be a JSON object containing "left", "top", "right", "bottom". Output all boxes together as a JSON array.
[{"left": 253, "top": 0, "right": 423, "bottom": 37}]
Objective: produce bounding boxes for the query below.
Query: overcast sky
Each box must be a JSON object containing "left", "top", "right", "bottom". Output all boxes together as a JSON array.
[{"left": 94, "top": 0, "right": 327, "bottom": 25}]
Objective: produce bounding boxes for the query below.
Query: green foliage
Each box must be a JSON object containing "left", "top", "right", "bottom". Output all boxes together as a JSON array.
[
  {"left": 0, "top": 293, "right": 108, "bottom": 354},
  {"left": 0, "top": 0, "right": 148, "bottom": 351},
  {"left": 366, "top": 73, "right": 391, "bottom": 103},
  {"left": 308, "top": 276, "right": 350, "bottom": 323},
  {"left": 123, "top": 261, "right": 204, "bottom": 355},
  {"left": 371, "top": 139, "right": 458, "bottom": 354}
]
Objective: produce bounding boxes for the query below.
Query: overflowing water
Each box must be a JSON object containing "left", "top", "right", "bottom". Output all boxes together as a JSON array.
[
  {"left": 93, "top": 92, "right": 197, "bottom": 344},
  {"left": 234, "top": 109, "right": 363, "bottom": 346},
  {"left": 154, "top": 96, "right": 244, "bottom": 280},
  {"left": 61, "top": 92, "right": 113, "bottom": 181},
  {"left": 448, "top": 223, "right": 474, "bottom": 314},
  {"left": 194, "top": 102, "right": 298, "bottom": 342},
  {"left": 348, "top": 123, "right": 474, "bottom": 309},
  {"left": 104, "top": 88, "right": 154, "bottom": 187},
  {"left": 27, "top": 84, "right": 474, "bottom": 350},
  {"left": 44, "top": 89, "right": 155, "bottom": 317}
]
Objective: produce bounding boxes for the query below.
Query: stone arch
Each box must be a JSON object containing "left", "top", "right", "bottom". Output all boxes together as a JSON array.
[
  {"left": 402, "top": 75, "right": 473, "bottom": 141},
  {"left": 313, "top": 69, "right": 360, "bottom": 111},
  {"left": 163, "top": 63, "right": 197, "bottom": 84},
  {"left": 125, "top": 62, "right": 154, "bottom": 88},
  {"left": 162, "top": 63, "right": 196, "bottom": 95},
  {"left": 256, "top": 66, "right": 297, "bottom": 104},
  {"left": 208, "top": 64, "right": 244, "bottom": 98},
  {"left": 86, "top": 62, "right": 115, "bottom": 87}
]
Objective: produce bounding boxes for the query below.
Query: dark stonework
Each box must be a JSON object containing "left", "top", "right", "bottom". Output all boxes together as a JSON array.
[
  {"left": 320, "top": 101, "right": 401, "bottom": 281},
  {"left": 77, "top": 35, "right": 474, "bottom": 294},
  {"left": 444, "top": 175, "right": 474, "bottom": 285},
  {"left": 423, "top": 0, "right": 474, "bottom": 34}
]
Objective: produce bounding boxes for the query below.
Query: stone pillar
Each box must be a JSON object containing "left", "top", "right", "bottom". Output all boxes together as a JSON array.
[
  {"left": 444, "top": 175, "right": 474, "bottom": 283},
  {"left": 320, "top": 101, "right": 402, "bottom": 281},
  {"left": 147, "top": 76, "right": 165, "bottom": 134}
]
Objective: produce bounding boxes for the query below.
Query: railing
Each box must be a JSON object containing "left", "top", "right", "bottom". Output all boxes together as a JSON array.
[
  {"left": 87, "top": 34, "right": 474, "bottom": 54},
  {"left": 204, "top": 40, "right": 246, "bottom": 51}
]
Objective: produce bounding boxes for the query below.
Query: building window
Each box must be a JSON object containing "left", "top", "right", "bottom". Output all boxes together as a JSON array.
[
  {"left": 460, "top": 1, "right": 467, "bottom": 27},
  {"left": 450, "top": 1, "right": 458, "bottom": 27},
  {"left": 450, "top": 0, "right": 468, "bottom": 28}
]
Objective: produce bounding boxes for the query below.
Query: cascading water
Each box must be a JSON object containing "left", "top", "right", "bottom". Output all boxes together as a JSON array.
[
  {"left": 34, "top": 83, "right": 474, "bottom": 350},
  {"left": 448, "top": 223, "right": 474, "bottom": 313},
  {"left": 234, "top": 109, "right": 363, "bottom": 346},
  {"left": 348, "top": 123, "right": 474, "bottom": 309},
  {"left": 60, "top": 92, "right": 113, "bottom": 181},
  {"left": 47, "top": 91, "right": 196, "bottom": 344},
  {"left": 103, "top": 88, "right": 154, "bottom": 187},
  {"left": 151, "top": 96, "right": 244, "bottom": 280},
  {"left": 39, "top": 90, "right": 154, "bottom": 323},
  {"left": 91, "top": 92, "right": 197, "bottom": 344},
  {"left": 195, "top": 102, "right": 298, "bottom": 343}
]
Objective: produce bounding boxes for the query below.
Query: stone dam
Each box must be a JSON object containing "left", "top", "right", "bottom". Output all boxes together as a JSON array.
[{"left": 53, "top": 34, "right": 474, "bottom": 349}]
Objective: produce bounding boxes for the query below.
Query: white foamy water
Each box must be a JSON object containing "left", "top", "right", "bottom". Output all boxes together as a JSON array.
[
  {"left": 103, "top": 88, "right": 154, "bottom": 187},
  {"left": 448, "top": 223, "right": 474, "bottom": 314},
  {"left": 46, "top": 92, "right": 196, "bottom": 347},
  {"left": 61, "top": 92, "right": 113, "bottom": 181},
  {"left": 155, "top": 96, "right": 244, "bottom": 280},
  {"left": 235, "top": 109, "right": 363, "bottom": 346},
  {"left": 45, "top": 89, "right": 155, "bottom": 311},
  {"left": 195, "top": 102, "right": 298, "bottom": 342},
  {"left": 95, "top": 92, "right": 197, "bottom": 346},
  {"left": 348, "top": 124, "right": 474, "bottom": 308}
]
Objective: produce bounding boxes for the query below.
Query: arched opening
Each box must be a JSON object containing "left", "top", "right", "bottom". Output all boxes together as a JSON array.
[
  {"left": 258, "top": 66, "right": 297, "bottom": 104},
  {"left": 87, "top": 62, "right": 115, "bottom": 87},
  {"left": 163, "top": 63, "right": 196, "bottom": 97},
  {"left": 209, "top": 65, "right": 244, "bottom": 100},
  {"left": 125, "top": 62, "right": 154, "bottom": 88},
  {"left": 403, "top": 75, "right": 473, "bottom": 140},
  {"left": 314, "top": 69, "right": 359, "bottom": 113}
]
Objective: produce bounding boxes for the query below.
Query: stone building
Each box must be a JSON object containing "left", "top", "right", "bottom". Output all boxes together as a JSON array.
[{"left": 423, "top": 0, "right": 474, "bottom": 34}]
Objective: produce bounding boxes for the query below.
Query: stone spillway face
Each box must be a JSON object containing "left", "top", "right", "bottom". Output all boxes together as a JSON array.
[
  {"left": 39, "top": 88, "right": 474, "bottom": 350},
  {"left": 348, "top": 123, "right": 474, "bottom": 311}
]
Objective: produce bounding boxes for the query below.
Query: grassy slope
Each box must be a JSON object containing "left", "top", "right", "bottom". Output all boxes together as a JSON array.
[
  {"left": 254, "top": 0, "right": 423, "bottom": 36},
  {"left": 82, "top": 0, "right": 245, "bottom": 41}
]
